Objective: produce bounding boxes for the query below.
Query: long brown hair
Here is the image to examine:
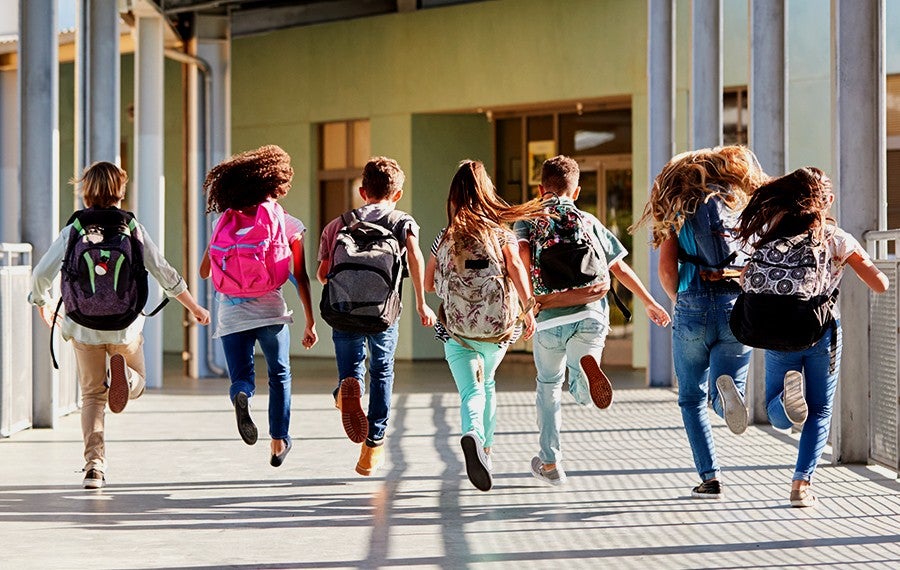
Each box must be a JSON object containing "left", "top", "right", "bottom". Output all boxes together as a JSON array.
[
  {"left": 444, "top": 160, "right": 545, "bottom": 244},
  {"left": 204, "top": 145, "right": 293, "bottom": 213},
  {"left": 737, "top": 167, "right": 834, "bottom": 246},
  {"left": 630, "top": 145, "right": 769, "bottom": 247}
]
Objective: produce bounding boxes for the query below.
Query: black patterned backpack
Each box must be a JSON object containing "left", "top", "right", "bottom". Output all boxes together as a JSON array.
[{"left": 729, "top": 231, "right": 838, "bottom": 351}]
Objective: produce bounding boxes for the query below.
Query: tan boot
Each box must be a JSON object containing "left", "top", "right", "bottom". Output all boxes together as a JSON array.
[{"left": 355, "top": 443, "right": 385, "bottom": 476}]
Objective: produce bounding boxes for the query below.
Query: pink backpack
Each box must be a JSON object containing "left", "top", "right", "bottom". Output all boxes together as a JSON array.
[{"left": 208, "top": 200, "right": 291, "bottom": 298}]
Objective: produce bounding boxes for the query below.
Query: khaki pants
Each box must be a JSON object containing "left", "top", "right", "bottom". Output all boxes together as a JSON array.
[{"left": 71, "top": 336, "right": 146, "bottom": 473}]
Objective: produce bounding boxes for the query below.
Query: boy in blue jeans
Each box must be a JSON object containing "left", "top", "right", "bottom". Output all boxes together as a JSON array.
[
  {"left": 317, "top": 156, "right": 435, "bottom": 476},
  {"left": 515, "top": 155, "right": 670, "bottom": 485}
]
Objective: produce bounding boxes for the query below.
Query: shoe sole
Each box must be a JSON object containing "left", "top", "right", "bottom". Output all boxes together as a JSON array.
[
  {"left": 580, "top": 355, "right": 613, "bottom": 409},
  {"left": 340, "top": 379, "right": 369, "bottom": 444},
  {"left": 716, "top": 375, "right": 748, "bottom": 435},
  {"left": 108, "top": 354, "right": 129, "bottom": 414},
  {"left": 234, "top": 392, "right": 258, "bottom": 445},
  {"left": 461, "top": 434, "right": 492, "bottom": 491},
  {"left": 783, "top": 371, "right": 808, "bottom": 425},
  {"left": 82, "top": 478, "right": 105, "bottom": 489},
  {"left": 691, "top": 490, "right": 723, "bottom": 500}
]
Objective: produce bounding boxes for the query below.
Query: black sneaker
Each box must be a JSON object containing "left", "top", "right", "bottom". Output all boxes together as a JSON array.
[
  {"left": 691, "top": 479, "right": 723, "bottom": 499},
  {"left": 83, "top": 469, "right": 105, "bottom": 489},
  {"left": 233, "top": 392, "right": 258, "bottom": 445},
  {"left": 460, "top": 431, "right": 492, "bottom": 492}
]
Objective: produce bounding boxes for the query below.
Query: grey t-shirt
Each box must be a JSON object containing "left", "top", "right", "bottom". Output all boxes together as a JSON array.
[{"left": 212, "top": 212, "right": 306, "bottom": 338}]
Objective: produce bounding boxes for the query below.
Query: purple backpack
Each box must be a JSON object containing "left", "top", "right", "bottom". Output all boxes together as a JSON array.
[{"left": 50, "top": 208, "right": 168, "bottom": 367}]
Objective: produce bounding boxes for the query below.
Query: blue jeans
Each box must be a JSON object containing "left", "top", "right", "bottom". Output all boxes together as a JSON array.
[
  {"left": 673, "top": 287, "right": 752, "bottom": 481},
  {"left": 221, "top": 324, "right": 292, "bottom": 440},
  {"left": 765, "top": 321, "right": 842, "bottom": 482},
  {"left": 332, "top": 323, "right": 399, "bottom": 443},
  {"left": 533, "top": 318, "right": 608, "bottom": 464},
  {"left": 444, "top": 338, "right": 508, "bottom": 448}
]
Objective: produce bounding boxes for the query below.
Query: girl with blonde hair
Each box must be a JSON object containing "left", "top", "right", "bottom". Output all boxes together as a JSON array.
[{"left": 631, "top": 145, "right": 768, "bottom": 499}]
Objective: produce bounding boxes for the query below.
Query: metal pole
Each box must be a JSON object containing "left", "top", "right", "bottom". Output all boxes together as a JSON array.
[
  {"left": 748, "top": 0, "right": 787, "bottom": 423},
  {"left": 691, "top": 0, "right": 722, "bottom": 149},
  {"left": 647, "top": 0, "right": 675, "bottom": 387},
  {"left": 19, "top": 0, "right": 60, "bottom": 428}
]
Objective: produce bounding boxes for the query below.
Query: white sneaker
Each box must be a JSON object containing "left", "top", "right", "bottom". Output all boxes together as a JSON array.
[
  {"left": 716, "top": 375, "right": 748, "bottom": 435},
  {"left": 783, "top": 370, "right": 808, "bottom": 425},
  {"left": 530, "top": 456, "right": 567, "bottom": 486},
  {"left": 460, "top": 432, "right": 492, "bottom": 491}
]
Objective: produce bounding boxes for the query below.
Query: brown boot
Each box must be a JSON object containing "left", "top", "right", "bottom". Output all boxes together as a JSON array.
[{"left": 355, "top": 442, "right": 385, "bottom": 476}]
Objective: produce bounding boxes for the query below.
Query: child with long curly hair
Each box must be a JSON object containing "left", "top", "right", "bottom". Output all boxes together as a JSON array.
[
  {"left": 424, "top": 160, "right": 544, "bottom": 491},
  {"left": 736, "top": 167, "right": 887, "bottom": 507},
  {"left": 200, "top": 145, "right": 318, "bottom": 468},
  {"left": 630, "top": 145, "right": 768, "bottom": 500}
]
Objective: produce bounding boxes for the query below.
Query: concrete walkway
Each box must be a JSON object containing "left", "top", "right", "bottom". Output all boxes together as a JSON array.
[{"left": 2, "top": 356, "right": 900, "bottom": 569}]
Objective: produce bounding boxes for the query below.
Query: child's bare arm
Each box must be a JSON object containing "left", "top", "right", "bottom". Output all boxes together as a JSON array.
[
  {"left": 424, "top": 254, "right": 437, "bottom": 293},
  {"left": 846, "top": 251, "right": 889, "bottom": 293},
  {"left": 292, "top": 237, "right": 318, "bottom": 349},
  {"left": 503, "top": 242, "right": 536, "bottom": 339},
  {"left": 199, "top": 247, "right": 211, "bottom": 279},
  {"left": 658, "top": 236, "right": 680, "bottom": 302},
  {"left": 610, "top": 259, "right": 671, "bottom": 327},
  {"left": 316, "top": 259, "right": 330, "bottom": 285},
  {"left": 175, "top": 289, "right": 211, "bottom": 326},
  {"left": 406, "top": 234, "right": 436, "bottom": 327}
]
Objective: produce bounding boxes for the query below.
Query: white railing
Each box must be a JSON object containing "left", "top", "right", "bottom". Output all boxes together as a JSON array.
[{"left": 864, "top": 230, "right": 900, "bottom": 472}]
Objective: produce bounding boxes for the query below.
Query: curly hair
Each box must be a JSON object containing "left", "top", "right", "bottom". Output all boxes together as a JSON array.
[
  {"left": 204, "top": 145, "right": 293, "bottom": 213},
  {"left": 363, "top": 156, "right": 405, "bottom": 200},
  {"left": 737, "top": 167, "right": 834, "bottom": 247},
  {"left": 629, "top": 145, "right": 769, "bottom": 247},
  {"left": 444, "top": 160, "right": 546, "bottom": 245},
  {"left": 541, "top": 155, "right": 580, "bottom": 196}
]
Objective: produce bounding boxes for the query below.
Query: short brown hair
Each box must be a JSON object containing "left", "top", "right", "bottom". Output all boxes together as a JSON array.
[
  {"left": 74, "top": 161, "right": 128, "bottom": 208},
  {"left": 541, "top": 155, "right": 580, "bottom": 195},
  {"left": 362, "top": 156, "right": 405, "bottom": 200}
]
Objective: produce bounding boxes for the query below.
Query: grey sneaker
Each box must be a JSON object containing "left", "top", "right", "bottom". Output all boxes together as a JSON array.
[
  {"left": 530, "top": 456, "right": 567, "bottom": 486},
  {"left": 691, "top": 479, "right": 723, "bottom": 499},
  {"left": 783, "top": 370, "right": 808, "bottom": 425},
  {"left": 716, "top": 375, "right": 748, "bottom": 435},
  {"left": 790, "top": 486, "right": 818, "bottom": 508},
  {"left": 83, "top": 468, "right": 105, "bottom": 489}
]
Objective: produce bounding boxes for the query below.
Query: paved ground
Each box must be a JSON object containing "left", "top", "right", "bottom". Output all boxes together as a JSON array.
[{"left": 2, "top": 356, "right": 900, "bottom": 569}]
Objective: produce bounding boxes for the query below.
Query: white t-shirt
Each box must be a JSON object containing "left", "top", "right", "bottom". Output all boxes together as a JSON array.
[{"left": 823, "top": 225, "right": 866, "bottom": 320}]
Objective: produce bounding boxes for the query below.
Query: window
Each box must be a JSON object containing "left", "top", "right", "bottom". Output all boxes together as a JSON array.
[
  {"left": 723, "top": 88, "right": 748, "bottom": 145},
  {"left": 318, "top": 120, "right": 370, "bottom": 234},
  {"left": 888, "top": 75, "right": 900, "bottom": 230}
]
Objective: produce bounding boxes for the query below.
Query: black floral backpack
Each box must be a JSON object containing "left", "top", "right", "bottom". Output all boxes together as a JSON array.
[{"left": 729, "top": 231, "right": 838, "bottom": 352}]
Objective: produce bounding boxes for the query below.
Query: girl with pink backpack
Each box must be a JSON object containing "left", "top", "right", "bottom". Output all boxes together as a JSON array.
[
  {"left": 424, "top": 160, "right": 544, "bottom": 491},
  {"left": 200, "top": 145, "right": 318, "bottom": 467}
]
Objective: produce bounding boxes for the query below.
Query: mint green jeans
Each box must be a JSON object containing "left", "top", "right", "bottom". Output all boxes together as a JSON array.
[{"left": 443, "top": 337, "right": 508, "bottom": 447}]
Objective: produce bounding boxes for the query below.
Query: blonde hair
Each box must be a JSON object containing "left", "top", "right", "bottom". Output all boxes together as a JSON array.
[
  {"left": 629, "top": 145, "right": 769, "bottom": 247},
  {"left": 74, "top": 161, "right": 127, "bottom": 208},
  {"left": 444, "top": 160, "right": 545, "bottom": 244}
]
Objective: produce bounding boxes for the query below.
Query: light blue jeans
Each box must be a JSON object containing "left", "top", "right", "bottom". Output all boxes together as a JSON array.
[
  {"left": 765, "top": 321, "right": 842, "bottom": 482},
  {"left": 673, "top": 287, "right": 752, "bottom": 482},
  {"left": 444, "top": 338, "right": 508, "bottom": 448},
  {"left": 221, "top": 324, "right": 292, "bottom": 440},
  {"left": 533, "top": 318, "right": 608, "bottom": 464},
  {"left": 332, "top": 323, "right": 399, "bottom": 444}
]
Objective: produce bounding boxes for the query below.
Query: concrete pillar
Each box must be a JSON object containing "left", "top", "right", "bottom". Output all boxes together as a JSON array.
[
  {"left": 19, "top": 0, "right": 60, "bottom": 428},
  {"left": 647, "top": 0, "right": 675, "bottom": 387},
  {"left": 831, "top": 0, "right": 885, "bottom": 464},
  {"left": 134, "top": 14, "right": 166, "bottom": 389},
  {"left": 748, "top": 0, "right": 787, "bottom": 423},
  {"left": 690, "top": 0, "right": 722, "bottom": 149},
  {"left": 194, "top": 15, "right": 230, "bottom": 377},
  {"left": 0, "top": 69, "right": 18, "bottom": 242},
  {"left": 79, "top": 0, "right": 121, "bottom": 167}
]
